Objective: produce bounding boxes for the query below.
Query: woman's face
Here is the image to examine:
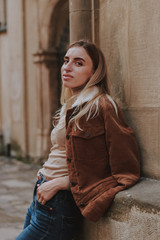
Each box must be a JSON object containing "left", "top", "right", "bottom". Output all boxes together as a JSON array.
[{"left": 61, "top": 46, "right": 93, "bottom": 90}]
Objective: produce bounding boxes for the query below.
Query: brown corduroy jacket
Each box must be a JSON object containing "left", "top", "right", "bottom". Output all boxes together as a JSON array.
[{"left": 65, "top": 95, "right": 140, "bottom": 222}]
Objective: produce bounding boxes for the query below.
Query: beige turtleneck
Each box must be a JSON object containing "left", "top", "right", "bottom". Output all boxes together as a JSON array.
[{"left": 39, "top": 126, "right": 68, "bottom": 179}]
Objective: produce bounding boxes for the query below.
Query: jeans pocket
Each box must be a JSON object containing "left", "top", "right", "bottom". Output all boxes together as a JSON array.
[
  {"left": 34, "top": 200, "right": 54, "bottom": 233},
  {"left": 61, "top": 215, "right": 81, "bottom": 240},
  {"left": 36, "top": 199, "right": 54, "bottom": 212}
]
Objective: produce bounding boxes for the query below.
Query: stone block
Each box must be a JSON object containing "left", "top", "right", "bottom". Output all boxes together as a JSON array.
[
  {"left": 125, "top": 108, "right": 160, "bottom": 179},
  {"left": 76, "top": 178, "right": 160, "bottom": 240},
  {"left": 99, "top": 0, "right": 130, "bottom": 107},
  {"left": 69, "top": 0, "right": 92, "bottom": 12},
  {"left": 129, "top": 0, "right": 160, "bottom": 108},
  {"left": 70, "top": 11, "right": 92, "bottom": 42}
]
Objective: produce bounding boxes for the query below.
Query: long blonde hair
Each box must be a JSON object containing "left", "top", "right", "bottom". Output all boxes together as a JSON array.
[{"left": 54, "top": 40, "right": 110, "bottom": 130}]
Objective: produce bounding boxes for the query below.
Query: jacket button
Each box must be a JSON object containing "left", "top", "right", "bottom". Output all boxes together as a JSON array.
[
  {"left": 66, "top": 134, "right": 70, "bottom": 139},
  {"left": 80, "top": 203, "right": 86, "bottom": 207},
  {"left": 85, "top": 132, "right": 90, "bottom": 137},
  {"left": 71, "top": 182, "right": 76, "bottom": 187},
  {"left": 67, "top": 158, "right": 71, "bottom": 163}
]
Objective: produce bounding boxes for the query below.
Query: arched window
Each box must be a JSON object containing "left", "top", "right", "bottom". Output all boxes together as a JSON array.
[{"left": 0, "top": 0, "right": 7, "bottom": 32}]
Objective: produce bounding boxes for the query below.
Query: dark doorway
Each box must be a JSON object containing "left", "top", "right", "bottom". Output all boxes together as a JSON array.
[{"left": 48, "top": 0, "right": 69, "bottom": 116}]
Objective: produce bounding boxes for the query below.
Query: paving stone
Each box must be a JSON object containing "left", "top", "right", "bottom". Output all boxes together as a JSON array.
[
  {"left": 1, "top": 180, "right": 32, "bottom": 188},
  {"left": 0, "top": 195, "right": 19, "bottom": 203},
  {"left": 0, "top": 227, "right": 22, "bottom": 240},
  {"left": 0, "top": 157, "right": 40, "bottom": 240}
]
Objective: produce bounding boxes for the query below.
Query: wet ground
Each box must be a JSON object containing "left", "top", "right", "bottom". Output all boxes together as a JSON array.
[{"left": 0, "top": 156, "right": 40, "bottom": 240}]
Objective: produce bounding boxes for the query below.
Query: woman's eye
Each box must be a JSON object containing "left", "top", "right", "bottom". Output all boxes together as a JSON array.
[
  {"left": 75, "top": 61, "right": 83, "bottom": 66},
  {"left": 64, "top": 59, "right": 69, "bottom": 64}
]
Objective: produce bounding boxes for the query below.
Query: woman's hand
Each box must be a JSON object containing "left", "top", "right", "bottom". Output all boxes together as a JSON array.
[{"left": 37, "top": 176, "right": 69, "bottom": 205}]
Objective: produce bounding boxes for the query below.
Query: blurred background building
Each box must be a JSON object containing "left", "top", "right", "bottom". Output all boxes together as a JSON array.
[
  {"left": 0, "top": 0, "right": 159, "bottom": 179},
  {"left": 1, "top": 0, "right": 160, "bottom": 178}
]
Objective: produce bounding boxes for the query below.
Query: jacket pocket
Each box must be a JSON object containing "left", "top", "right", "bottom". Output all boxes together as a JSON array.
[
  {"left": 71, "top": 125, "right": 105, "bottom": 139},
  {"left": 72, "top": 126, "right": 107, "bottom": 161}
]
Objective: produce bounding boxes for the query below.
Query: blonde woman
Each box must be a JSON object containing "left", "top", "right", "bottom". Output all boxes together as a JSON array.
[{"left": 15, "top": 40, "right": 140, "bottom": 240}]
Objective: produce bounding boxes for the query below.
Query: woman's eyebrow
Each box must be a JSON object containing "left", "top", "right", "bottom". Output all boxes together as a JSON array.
[
  {"left": 74, "top": 57, "right": 86, "bottom": 62},
  {"left": 64, "top": 56, "right": 86, "bottom": 62}
]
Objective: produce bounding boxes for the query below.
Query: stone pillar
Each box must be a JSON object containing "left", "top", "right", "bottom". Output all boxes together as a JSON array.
[
  {"left": 0, "top": 65, "right": 2, "bottom": 133},
  {"left": 98, "top": 0, "right": 160, "bottom": 179},
  {"left": 69, "top": 0, "right": 92, "bottom": 42},
  {"left": 91, "top": 0, "right": 99, "bottom": 44},
  {"left": 33, "top": 49, "right": 58, "bottom": 159}
]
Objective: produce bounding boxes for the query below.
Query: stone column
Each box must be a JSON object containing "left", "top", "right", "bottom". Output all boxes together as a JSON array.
[
  {"left": 69, "top": 0, "right": 92, "bottom": 42},
  {"left": 33, "top": 49, "right": 58, "bottom": 159}
]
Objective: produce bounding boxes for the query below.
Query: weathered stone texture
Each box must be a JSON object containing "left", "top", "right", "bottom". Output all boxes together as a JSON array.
[
  {"left": 0, "top": 0, "right": 69, "bottom": 159},
  {"left": 25, "top": 0, "right": 39, "bottom": 157},
  {"left": 0, "top": 0, "right": 26, "bottom": 155},
  {"left": 125, "top": 108, "right": 160, "bottom": 178},
  {"left": 77, "top": 207, "right": 160, "bottom": 240},
  {"left": 129, "top": 0, "right": 160, "bottom": 108},
  {"left": 69, "top": 0, "right": 92, "bottom": 42},
  {"left": 70, "top": 11, "right": 92, "bottom": 42},
  {"left": 99, "top": 0, "right": 160, "bottom": 178},
  {"left": 76, "top": 179, "right": 160, "bottom": 240},
  {"left": 0, "top": 36, "right": 10, "bottom": 145}
]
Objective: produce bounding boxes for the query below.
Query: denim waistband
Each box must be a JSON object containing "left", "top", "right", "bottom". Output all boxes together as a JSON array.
[
  {"left": 37, "top": 173, "right": 48, "bottom": 183},
  {"left": 36, "top": 173, "right": 73, "bottom": 201}
]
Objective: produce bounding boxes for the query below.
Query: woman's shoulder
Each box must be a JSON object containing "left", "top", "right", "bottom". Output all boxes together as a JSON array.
[{"left": 99, "top": 94, "right": 119, "bottom": 115}]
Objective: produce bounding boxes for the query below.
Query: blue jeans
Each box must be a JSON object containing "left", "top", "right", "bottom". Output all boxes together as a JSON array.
[{"left": 15, "top": 175, "right": 82, "bottom": 240}]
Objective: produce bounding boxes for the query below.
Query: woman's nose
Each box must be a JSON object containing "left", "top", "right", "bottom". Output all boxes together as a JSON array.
[{"left": 64, "top": 62, "right": 72, "bottom": 71}]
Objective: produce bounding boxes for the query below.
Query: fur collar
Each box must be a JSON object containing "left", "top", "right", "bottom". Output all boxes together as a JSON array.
[{"left": 72, "top": 86, "right": 99, "bottom": 107}]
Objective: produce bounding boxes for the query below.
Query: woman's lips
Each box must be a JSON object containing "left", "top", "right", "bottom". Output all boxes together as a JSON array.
[{"left": 63, "top": 74, "right": 73, "bottom": 80}]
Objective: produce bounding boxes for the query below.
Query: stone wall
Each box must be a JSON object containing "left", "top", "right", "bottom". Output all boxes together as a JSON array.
[
  {"left": 70, "top": 1, "right": 160, "bottom": 239},
  {"left": 0, "top": 0, "right": 26, "bottom": 156},
  {"left": 69, "top": 0, "right": 160, "bottom": 180},
  {"left": 98, "top": 0, "right": 160, "bottom": 179},
  {"left": 0, "top": 0, "right": 69, "bottom": 159},
  {"left": 76, "top": 179, "right": 160, "bottom": 240}
]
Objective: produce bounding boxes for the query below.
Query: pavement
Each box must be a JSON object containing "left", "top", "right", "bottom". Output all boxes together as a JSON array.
[{"left": 0, "top": 156, "right": 40, "bottom": 240}]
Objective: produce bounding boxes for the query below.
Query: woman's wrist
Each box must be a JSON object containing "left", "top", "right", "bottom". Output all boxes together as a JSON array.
[
  {"left": 64, "top": 176, "right": 70, "bottom": 190},
  {"left": 52, "top": 176, "right": 70, "bottom": 191}
]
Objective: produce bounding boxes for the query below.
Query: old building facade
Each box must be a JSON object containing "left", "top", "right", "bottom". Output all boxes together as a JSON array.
[
  {"left": 0, "top": 0, "right": 160, "bottom": 238},
  {"left": 0, "top": 0, "right": 69, "bottom": 160}
]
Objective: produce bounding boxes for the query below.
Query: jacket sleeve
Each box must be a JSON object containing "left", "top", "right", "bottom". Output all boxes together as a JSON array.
[
  {"left": 102, "top": 99, "right": 140, "bottom": 192},
  {"left": 80, "top": 99, "right": 141, "bottom": 222}
]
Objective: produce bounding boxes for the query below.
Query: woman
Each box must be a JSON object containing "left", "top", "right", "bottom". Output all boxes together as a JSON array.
[{"left": 15, "top": 40, "right": 140, "bottom": 240}]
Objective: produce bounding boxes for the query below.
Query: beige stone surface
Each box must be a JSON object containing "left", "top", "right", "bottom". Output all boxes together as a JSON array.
[
  {"left": 99, "top": 0, "right": 160, "bottom": 178},
  {"left": 0, "top": 35, "right": 11, "bottom": 145},
  {"left": 8, "top": 0, "right": 27, "bottom": 155},
  {"left": 69, "top": 0, "right": 92, "bottom": 42},
  {"left": 99, "top": 0, "right": 130, "bottom": 107},
  {"left": 78, "top": 208, "right": 160, "bottom": 240},
  {"left": 70, "top": 11, "right": 92, "bottom": 42},
  {"left": 0, "top": 0, "right": 27, "bottom": 155},
  {"left": 0, "top": 0, "right": 69, "bottom": 159},
  {"left": 70, "top": 0, "right": 91, "bottom": 11},
  {"left": 125, "top": 108, "right": 160, "bottom": 178},
  {"left": 24, "top": 0, "right": 39, "bottom": 157},
  {"left": 76, "top": 178, "right": 160, "bottom": 240},
  {"left": 129, "top": 0, "right": 160, "bottom": 108}
]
